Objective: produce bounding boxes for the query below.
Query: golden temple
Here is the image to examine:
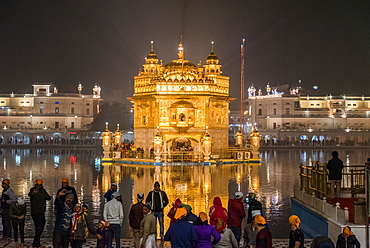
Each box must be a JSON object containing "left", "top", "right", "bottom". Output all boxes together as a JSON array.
[{"left": 128, "top": 41, "right": 234, "bottom": 155}]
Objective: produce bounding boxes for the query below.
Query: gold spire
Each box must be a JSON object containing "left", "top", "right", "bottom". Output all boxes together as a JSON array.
[
  {"left": 150, "top": 41, "right": 154, "bottom": 53},
  {"left": 178, "top": 36, "right": 184, "bottom": 60},
  {"left": 211, "top": 41, "right": 214, "bottom": 53}
]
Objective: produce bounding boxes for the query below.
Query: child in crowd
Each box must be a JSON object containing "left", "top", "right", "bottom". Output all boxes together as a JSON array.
[{"left": 97, "top": 220, "right": 110, "bottom": 248}]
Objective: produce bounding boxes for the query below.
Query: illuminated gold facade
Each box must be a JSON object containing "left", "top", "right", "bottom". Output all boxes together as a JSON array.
[{"left": 129, "top": 41, "right": 233, "bottom": 153}]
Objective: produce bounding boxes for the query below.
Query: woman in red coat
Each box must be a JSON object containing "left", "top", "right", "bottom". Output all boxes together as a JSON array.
[{"left": 209, "top": 196, "right": 228, "bottom": 233}]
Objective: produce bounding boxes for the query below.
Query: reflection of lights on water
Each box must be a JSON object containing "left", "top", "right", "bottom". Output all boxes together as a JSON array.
[
  {"left": 3, "top": 158, "right": 6, "bottom": 169},
  {"left": 346, "top": 154, "right": 350, "bottom": 165},
  {"left": 15, "top": 155, "right": 21, "bottom": 166},
  {"left": 54, "top": 156, "right": 59, "bottom": 168},
  {"left": 95, "top": 158, "right": 101, "bottom": 172},
  {"left": 175, "top": 183, "right": 187, "bottom": 193}
]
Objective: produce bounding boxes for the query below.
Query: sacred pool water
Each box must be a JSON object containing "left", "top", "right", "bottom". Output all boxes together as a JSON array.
[{"left": 0, "top": 148, "right": 368, "bottom": 239}]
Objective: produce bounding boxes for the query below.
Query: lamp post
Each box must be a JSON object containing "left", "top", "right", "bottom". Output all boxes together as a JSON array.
[
  {"left": 153, "top": 131, "right": 162, "bottom": 164},
  {"left": 202, "top": 128, "right": 211, "bottom": 163}
]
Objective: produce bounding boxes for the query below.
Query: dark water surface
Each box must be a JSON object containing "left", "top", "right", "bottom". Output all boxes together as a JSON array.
[{"left": 0, "top": 148, "right": 368, "bottom": 239}]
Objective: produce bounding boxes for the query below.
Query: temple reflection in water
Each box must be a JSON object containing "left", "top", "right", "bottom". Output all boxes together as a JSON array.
[
  {"left": 102, "top": 162, "right": 260, "bottom": 236},
  {"left": 4, "top": 148, "right": 366, "bottom": 238}
]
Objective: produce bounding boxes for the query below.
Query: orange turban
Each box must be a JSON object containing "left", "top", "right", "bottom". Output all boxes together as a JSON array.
[
  {"left": 2, "top": 179, "right": 10, "bottom": 185},
  {"left": 174, "top": 207, "right": 187, "bottom": 220},
  {"left": 61, "top": 178, "right": 69, "bottom": 183},
  {"left": 36, "top": 179, "right": 43, "bottom": 184},
  {"left": 289, "top": 215, "right": 301, "bottom": 227},
  {"left": 199, "top": 212, "right": 208, "bottom": 222},
  {"left": 254, "top": 215, "right": 266, "bottom": 225},
  {"left": 343, "top": 226, "right": 354, "bottom": 236}
]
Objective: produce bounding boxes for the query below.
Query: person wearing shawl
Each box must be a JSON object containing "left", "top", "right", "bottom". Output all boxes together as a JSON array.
[
  {"left": 139, "top": 204, "right": 156, "bottom": 248},
  {"left": 167, "top": 198, "right": 182, "bottom": 225},
  {"left": 288, "top": 215, "right": 304, "bottom": 248},
  {"left": 212, "top": 217, "right": 238, "bottom": 248},
  {"left": 194, "top": 212, "right": 220, "bottom": 248},
  {"left": 336, "top": 226, "right": 361, "bottom": 248},
  {"left": 97, "top": 221, "right": 110, "bottom": 248},
  {"left": 70, "top": 203, "right": 98, "bottom": 248},
  {"left": 209, "top": 197, "right": 228, "bottom": 233},
  {"left": 164, "top": 207, "right": 198, "bottom": 247},
  {"left": 145, "top": 181, "right": 169, "bottom": 239},
  {"left": 254, "top": 215, "right": 272, "bottom": 248}
]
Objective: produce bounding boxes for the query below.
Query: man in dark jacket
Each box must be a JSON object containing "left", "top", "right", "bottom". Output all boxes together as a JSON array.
[
  {"left": 28, "top": 179, "right": 52, "bottom": 248},
  {"left": 128, "top": 193, "right": 145, "bottom": 248},
  {"left": 228, "top": 191, "right": 246, "bottom": 245},
  {"left": 145, "top": 181, "right": 169, "bottom": 239},
  {"left": 1, "top": 178, "right": 16, "bottom": 241},
  {"left": 247, "top": 193, "right": 263, "bottom": 224},
  {"left": 164, "top": 207, "right": 198, "bottom": 247},
  {"left": 327, "top": 151, "right": 343, "bottom": 199},
  {"left": 54, "top": 178, "right": 78, "bottom": 212},
  {"left": 104, "top": 183, "right": 118, "bottom": 202}
]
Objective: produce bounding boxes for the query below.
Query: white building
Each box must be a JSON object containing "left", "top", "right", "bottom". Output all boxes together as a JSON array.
[
  {"left": 243, "top": 84, "right": 370, "bottom": 146},
  {"left": 0, "top": 83, "right": 102, "bottom": 144}
]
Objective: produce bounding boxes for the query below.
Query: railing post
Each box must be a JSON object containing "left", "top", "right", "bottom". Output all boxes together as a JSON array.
[
  {"left": 323, "top": 163, "right": 328, "bottom": 199},
  {"left": 344, "top": 207, "right": 349, "bottom": 225},
  {"left": 311, "top": 192, "right": 316, "bottom": 206},
  {"left": 335, "top": 202, "right": 340, "bottom": 221},
  {"left": 322, "top": 197, "right": 327, "bottom": 212}
]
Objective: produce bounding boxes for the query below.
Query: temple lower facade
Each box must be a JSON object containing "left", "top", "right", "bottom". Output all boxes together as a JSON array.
[{"left": 128, "top": 41, "right": 233, "bottom": 155}]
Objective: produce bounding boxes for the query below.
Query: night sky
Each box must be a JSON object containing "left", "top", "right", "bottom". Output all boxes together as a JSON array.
[{"left": 1, "top": 1, "right": 369, "bottom": 109}]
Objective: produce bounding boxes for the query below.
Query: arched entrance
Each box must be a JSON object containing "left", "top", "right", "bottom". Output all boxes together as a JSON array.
[
  {"left": 171, "top": 137, "right": 193, "bottom": 151},
  {"left": 165, "top": 137, "right": 201, "bottom": 162}
]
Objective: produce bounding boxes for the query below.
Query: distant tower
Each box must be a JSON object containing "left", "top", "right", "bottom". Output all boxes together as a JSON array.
[
  {"left": 92, "top": 83, "right": 102, "bottom": 116},
  {"left": 93, "top": 83, "right": 101, "bottom": 98},
  {"left": 78, "top": 82, "right": 83, "bottom": 94}
]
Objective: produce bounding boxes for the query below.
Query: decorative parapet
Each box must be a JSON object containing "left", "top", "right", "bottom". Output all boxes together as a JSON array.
[{"left": 294, "top": 187, "right": 349, "bottom": 225}]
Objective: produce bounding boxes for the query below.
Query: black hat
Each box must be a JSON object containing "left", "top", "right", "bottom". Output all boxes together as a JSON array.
[{"left": 154, "top": 181, "right": 160, "bottom": 187}]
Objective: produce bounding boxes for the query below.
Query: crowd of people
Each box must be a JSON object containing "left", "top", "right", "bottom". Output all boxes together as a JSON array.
[{"left": 0, "top": 178, "right": 362, "bottom": 248}]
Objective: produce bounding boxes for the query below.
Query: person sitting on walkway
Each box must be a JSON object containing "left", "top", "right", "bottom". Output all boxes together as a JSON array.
[
  {"left": 288, "top": 215, "right": 304, "bottom": 248},
  {"left": 336, "top": 226, "right": 360, "bottom": 248}
]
